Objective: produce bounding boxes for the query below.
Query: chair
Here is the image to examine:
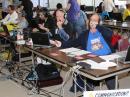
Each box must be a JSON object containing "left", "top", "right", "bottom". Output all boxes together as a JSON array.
[
  {"left": 0, "top": 25, "right": 32, "bottom": 77},
  {"left": 118, "top": 38, "right": 130, "bottom": 51}
]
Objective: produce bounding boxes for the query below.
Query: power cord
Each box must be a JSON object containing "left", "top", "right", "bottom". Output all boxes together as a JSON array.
[
  {"left": 60, "top": 64, "right": 95, "bottom": 97},
  {"left": 59, "top": 65, "right": 83, "bottom": 97}
]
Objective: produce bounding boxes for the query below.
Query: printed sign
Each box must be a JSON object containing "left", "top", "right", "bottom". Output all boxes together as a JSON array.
[{"left": 84, "top": 89, "right": 130, "bottom": 97}]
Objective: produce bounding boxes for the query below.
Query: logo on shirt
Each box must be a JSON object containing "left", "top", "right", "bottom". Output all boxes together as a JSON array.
[{"left": 91, "top": 37, "right": 103, "bottom": 51}]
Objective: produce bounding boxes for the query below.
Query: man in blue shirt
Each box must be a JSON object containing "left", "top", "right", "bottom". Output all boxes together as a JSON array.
[
  {"left": 52, "top": 13, "right": 115, "bottom": 92},
  {"left": 87, "top": 21, "right": 111, "bottom": 55}
]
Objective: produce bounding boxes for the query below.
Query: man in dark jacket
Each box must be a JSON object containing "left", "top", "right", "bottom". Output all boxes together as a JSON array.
[
  {"left": 52, "top": 13, "right": 115, "bottom": 91},
  {"left": 54, "top": 9, "right": 74, "bottom": 41},
  {"left": 50, "top": 9, "right": 74, "bottom": 46},
  {"left": 32, "top": 9, "right": 56, "bottom": 37}
]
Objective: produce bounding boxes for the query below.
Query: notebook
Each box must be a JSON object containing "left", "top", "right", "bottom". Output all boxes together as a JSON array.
[
  {"left": 31, "top": 32, "right": 51, "bottom": 48},
  {"left": 118, "top": 46, "right": 130, "bottom": 64}
]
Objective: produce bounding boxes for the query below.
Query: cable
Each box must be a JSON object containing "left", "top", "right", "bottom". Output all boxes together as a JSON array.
[
  {"left": 59, "top": 65, "right": 83, "bottom": 97},
  {"left": 71, "top": 68, "right": 85, "bottom": 91},
  {"left": 60, "top": 68, "right": 72, "bottom": 97},
  {"left": 27, "top": 55, "right": 39, "bottom": 95},
  {"left": 71, "top": 65, "right": 94, "bottom": 91},
  {"left": 78, "top": 74, "right": 94, "bottom": 91}
]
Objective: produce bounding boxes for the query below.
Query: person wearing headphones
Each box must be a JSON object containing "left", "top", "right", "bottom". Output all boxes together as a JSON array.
[
  {"left": 32, "top": 8, "right": 55, "bottom": 37},
  {"left": 52, "top": 13, "right": 115, "bottom": 92},
  {"left": 50, "top": 9, "right": 74, "bottom": 45}
]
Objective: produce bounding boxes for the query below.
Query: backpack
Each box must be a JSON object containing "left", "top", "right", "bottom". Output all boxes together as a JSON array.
[{"left": 26, "top": 63, "right": 60, "bottom": 81}]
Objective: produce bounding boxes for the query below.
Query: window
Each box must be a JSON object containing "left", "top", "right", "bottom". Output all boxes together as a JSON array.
[
  {"left": 114, "top": 0, "right": 126, "bottom": 6},
  {"left": 31, "top": 0, "right": 49, "bottom": 7}
]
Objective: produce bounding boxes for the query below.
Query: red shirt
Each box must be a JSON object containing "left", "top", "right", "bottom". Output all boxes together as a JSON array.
[{"left": 111, "top": 34, "right": 121, "bottom": 46}]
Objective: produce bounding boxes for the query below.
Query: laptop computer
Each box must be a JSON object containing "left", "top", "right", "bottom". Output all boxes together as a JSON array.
[
  {"left": 2, "top": 25, "right": 16, "bottom": 41},
  {"left": 2, "top": 25, "right": 10, "bottom": 36},
  {"left": 118, "top": 46, "right": 130, "bottom": 64},
  {"left": 31, "top": 32, "right": 51, "bottom": 48}
]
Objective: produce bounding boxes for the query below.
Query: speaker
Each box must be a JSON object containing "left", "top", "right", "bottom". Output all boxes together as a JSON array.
[{"left": 43, "top": 11, "right": 49, "bottom": 17}]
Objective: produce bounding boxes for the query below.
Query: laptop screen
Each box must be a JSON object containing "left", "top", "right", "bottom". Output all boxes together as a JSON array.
[
  {"left": 31, "top": 32, "right": 50, "bottom": 47},
  {"left": 125, "top": 46, "right": 130, "bottom": 62},
  {"left": 2, "top": 25, "right": 10, "bottom": 36}
]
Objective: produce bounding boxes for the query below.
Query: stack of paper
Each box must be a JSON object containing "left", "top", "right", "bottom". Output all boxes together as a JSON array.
[
  {"left": 59, "top": 47, "right": 80, "bottom": 53},
  {"left": 70, "top": 50, "right": 90, "bottom": 56},
  {"left": 60, "top": 47, "right": 90, "bottom": 57}
]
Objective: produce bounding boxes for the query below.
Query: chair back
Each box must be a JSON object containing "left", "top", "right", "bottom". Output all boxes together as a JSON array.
[{"left": 118, "top": 38, "right": 130, "bottom": 51}]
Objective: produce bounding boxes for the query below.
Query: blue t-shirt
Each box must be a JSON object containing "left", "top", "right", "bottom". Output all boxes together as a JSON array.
[{"left": 87, "top": 30, "right": 111, "bottom": 56}]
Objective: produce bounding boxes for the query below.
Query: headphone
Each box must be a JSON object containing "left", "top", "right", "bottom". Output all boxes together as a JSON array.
[
  {"left": 57, "top": 9, "right": 67, "bottom": 19},
  {"left": 42, "top": 11, "right": 49, "bottom": 17},
  {"left": 41, "top": 8, "right": 50, "bottom": 17}
]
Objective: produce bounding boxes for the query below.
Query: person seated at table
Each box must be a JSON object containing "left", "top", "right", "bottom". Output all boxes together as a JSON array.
[
  {"left": 32, "top": 8, "right": 56, "bottom": 37},
  {"left": 16, "top": 12, "right": 29, "bottom": 30},
  {"left": 111, "top": 29, "right": 121, "bottom": 50},
  {"left": 36, "top": 9, "right": 74, "bottom": 73},
  {"left": 51, "top": 13, "right": 116, "bottom": 92},
  {"left": 123, "top": 3, "right": 130, "bottom": 21},
  {"left": 52, "top": 9, "right": 74, "bottom": 42},
  {"left": 0, "top": 5, "right": 18, "bottom": 32}
]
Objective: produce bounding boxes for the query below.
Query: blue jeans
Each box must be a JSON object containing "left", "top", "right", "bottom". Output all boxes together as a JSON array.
[{"left": 71, "top": 75, "right": 116, "bottom": 92}]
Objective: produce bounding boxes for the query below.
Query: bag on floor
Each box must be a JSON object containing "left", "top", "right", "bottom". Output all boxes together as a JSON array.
[
  {"left": 26, "top": 63, "right": 60, "bottom": 81},
  {"left": 26, "top": 63, "right": 63, "bottom": 88}
]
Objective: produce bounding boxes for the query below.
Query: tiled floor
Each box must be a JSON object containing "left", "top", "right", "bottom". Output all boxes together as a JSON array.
[{"left": 0, "top": 62, "right": 130, "bottom": 97}]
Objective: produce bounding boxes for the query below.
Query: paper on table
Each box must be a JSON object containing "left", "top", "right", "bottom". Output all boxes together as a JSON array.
[
  {"left": 78, "top": 59, "right": 108, "bottom": 70},
  {"left": 99, "top": 61, "right": 117, "bottom": 67},
  {"left": 69, "top": 50, "right": 91, "bottom": 56},
  {"left": 99, "top": 54, "right": 121, "bottom": 61},
  {"left": 59, "top": 47, "right": 80, "bottom": 53}
]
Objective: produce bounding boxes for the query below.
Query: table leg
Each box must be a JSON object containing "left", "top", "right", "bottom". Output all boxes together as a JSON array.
[
  {"left": 74, "top": 74, "right": 77, "bottom": 97},
  {"left": 100, "top": 81, "right": 103, "bottom": 90},
  {"left": 115, "top": 76, "right": 118, "bottom": 89}
]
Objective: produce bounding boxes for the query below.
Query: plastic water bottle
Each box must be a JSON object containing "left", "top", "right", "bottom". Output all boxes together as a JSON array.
[
  {"left": 17, "top": 31, "right": 23, "bottom": 40},
  {"left": 17, "top": 31, "right": 21, "bottom": 40}
]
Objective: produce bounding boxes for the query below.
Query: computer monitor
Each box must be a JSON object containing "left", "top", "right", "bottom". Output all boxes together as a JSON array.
[{"left": 31, "top": 32, "right": 50, "bottom": 47}]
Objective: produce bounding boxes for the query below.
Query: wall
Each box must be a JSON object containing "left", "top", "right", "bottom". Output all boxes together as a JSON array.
[
  {"left": 48, "top": 0, "right": 103, "bottom": 9},
  {"left": 81, "top": 0, "right": 103, "bottom": 7},
  {"left": 12, "top": 0, "right": 127, "bottom": 9}
]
